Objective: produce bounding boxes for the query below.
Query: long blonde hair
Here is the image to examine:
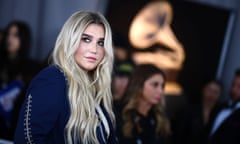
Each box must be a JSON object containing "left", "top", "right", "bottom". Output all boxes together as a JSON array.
[{"left": 51, "top": 11, "right": 114, "bottom": 144}]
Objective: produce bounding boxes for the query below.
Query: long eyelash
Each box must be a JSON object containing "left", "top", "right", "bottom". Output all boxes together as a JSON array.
[
  {"left": 98, "top": 41, "right": 104, "bottom": 46},
  {"left": 82, "top": 37, "right": 90, "bottom": 42}
]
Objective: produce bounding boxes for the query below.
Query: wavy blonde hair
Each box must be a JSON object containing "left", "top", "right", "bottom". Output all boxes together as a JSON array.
[
  {"left": 51, "top": 11, "right": 114, "bottom": 144},
  {"left": 122, "top": 64, "right": 171, "bottom": 138}
]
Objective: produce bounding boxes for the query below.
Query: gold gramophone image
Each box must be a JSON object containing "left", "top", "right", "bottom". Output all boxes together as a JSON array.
[{"left": 128, "top": 1, "right": 185, "bottom": 95}]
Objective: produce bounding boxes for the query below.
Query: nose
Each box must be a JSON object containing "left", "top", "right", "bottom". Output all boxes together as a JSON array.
[
  {"left": 89, "top": 43, "right": 97, "bottom": 53},
  {"left": 157, "top": 86, "right": 163, "bottom": 94}
]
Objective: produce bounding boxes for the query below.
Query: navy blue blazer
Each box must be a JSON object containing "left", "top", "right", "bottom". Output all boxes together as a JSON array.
[{"left": 14, "top": 65, "right": 118, "bottom": 144}]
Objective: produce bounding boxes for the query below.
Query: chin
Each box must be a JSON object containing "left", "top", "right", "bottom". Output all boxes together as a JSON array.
[
  {"left": 152, "top": 100, "right": 160, "bottom": 105},
  {"left": 83, "top": 65, "right": 98, "bottom": 71}
]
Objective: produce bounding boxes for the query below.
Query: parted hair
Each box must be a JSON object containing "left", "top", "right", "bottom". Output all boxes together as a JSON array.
[
  {"left": 122, "top": 64, "right": 171, "bottom": 138},
  {"left": 51, "top": 11, "right": 114, "bottom": 144}
]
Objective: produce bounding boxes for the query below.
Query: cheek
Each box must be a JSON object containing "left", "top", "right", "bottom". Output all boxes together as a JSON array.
[
  {"left": 7, "top": 37, "right": 20, "bottom": 51},
  {"left": 142, "top": 85, "right": 151, "bottom": 98},
  {"left": 75, "top": 45, "right": 85, "bottom": 56},
  {"left": 98, "top": 49, "right": 106, "bottom": 61},
  {"left": 74, "top": 47, "right": 84, "bottom": 64},
  {"left": 74, "top": 48, "right": 80, "bottom": 59},
  {"left": 14, "top": 38, "right": 20, "bottom": 48},
  {"left": 100, "top": 49, "right": 105, "bottom": 57},
  {"left": 114, "top": 79, "right": 122, "bottom": 87}
]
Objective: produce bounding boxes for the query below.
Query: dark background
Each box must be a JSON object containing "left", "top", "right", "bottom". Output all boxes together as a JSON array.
[{"left": 105, "top": 0, "right": 231, "bottom": 103}]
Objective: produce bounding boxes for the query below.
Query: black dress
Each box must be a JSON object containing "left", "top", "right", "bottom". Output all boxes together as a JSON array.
[{"left": 117, "top": 110, "right": 165, "bottom": 144}]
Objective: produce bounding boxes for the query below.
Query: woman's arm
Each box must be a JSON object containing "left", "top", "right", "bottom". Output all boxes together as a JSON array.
[{"left": 14, "top": 66, "right": 67, "bottom": 144}]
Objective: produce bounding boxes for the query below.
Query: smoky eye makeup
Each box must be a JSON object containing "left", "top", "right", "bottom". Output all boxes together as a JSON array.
[
  {"left": 81, "top": 33, "right": 104, "bottom": 46},
  {"left": 97, "top": 39, "right": 104, "bottom": 46},
  {"left": 81, "top": 34, "right": 91, "bottom": 42},
  {"left": 152, "top": 82, "right": 159, "bottom": 88},
  {"left": 82, "top": 37, "right": 90, "bottom": 43},
  {"left": 151, "top": 81, "right": 164, "bottom": 88}
]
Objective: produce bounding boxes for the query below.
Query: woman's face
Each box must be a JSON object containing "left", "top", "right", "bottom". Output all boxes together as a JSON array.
[
  {"left": 230, "top": 76, "right": 240, "bottom": 102},
  {"left": 74, "top": 24, "right": 105, "bottom": 71},
  {"left": 7, "top": 25, "right": 20, "bottom": 54},
  {"left": 203, "top": 82, "right": 221, "bottom": 105},
  {"left": 113, "top": 75, "right": 129, "bottom": 100},
  {"left": 141, "top": 73, "right": 165, "bottom": 105}
]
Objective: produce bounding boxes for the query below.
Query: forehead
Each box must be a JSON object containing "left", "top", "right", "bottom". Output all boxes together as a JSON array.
[
  {"left": 146, "top": 73, "right": 164, "bottom": 81},
  {"left": 9, "top": 25, "right": 18, "bottom": 32},
  {"left": 83, "top": 23, "right": 105, "bottom": 38},
  {"left": 207, "top": 82, "right": 220, "bottom": 88}
]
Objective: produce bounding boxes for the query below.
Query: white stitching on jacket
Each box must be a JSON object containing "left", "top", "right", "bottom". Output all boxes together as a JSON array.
[{"left": 24, "top": 94, "right": 34, "bottom": 144}]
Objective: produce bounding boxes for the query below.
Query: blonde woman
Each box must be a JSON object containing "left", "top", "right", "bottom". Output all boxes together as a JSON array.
[
  {"left": 117, "top": 64, "right": 171, "bottom": 144},
  {"left": 14, "top": 11, "right": 117, "bottom": 144}
]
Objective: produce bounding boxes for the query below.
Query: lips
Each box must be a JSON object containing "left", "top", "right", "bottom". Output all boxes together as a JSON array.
[
  {"left": 155, "top": 96, "right": 161, "bottom": 102},
  {"left": 85, "top": 56, "right": 97, "bottom": 62}
]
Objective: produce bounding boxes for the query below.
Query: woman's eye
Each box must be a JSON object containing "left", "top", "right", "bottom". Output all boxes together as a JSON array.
[
  {"left": 82, "top": 37, "right": 90, "bottom": 43},
  {"left": 152, "top": 82, "right": 159, "bottom": 88},
  {"left": 98, "top": 41, "right": 104, "bottom": 47}
]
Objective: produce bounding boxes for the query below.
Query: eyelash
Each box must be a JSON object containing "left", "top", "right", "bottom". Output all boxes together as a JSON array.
[
  {"left": 98, "top": 41, "right": 104, "bottom": 46},
  {"left": 152, "top": 82, "right": 164, "bottom": 88},
  {"left": 81, "top": 37, "right": 104, "bottom": 46},
  {"left": 153, "top": 82, "right": 159, "bottom": 87},
  {"left": 82, "top": 37, "right": 90, "bottom": 43}
]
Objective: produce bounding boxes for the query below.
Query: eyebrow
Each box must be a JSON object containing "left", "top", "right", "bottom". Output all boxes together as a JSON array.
[
  {"left": 82, "top": 33, "right": 104, "bottom": 41},
  {"left": 82, "top": 33, "right": 92, "bottom": 38}
]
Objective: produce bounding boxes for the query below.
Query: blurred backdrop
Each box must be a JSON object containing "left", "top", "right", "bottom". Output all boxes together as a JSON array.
[{"left": 0, "top": 0, "right": 240, "bottom": 101}]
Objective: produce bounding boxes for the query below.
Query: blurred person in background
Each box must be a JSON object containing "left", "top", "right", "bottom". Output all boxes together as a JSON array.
[
  {"left": 202, "top": 80, "right": 222, "bottom": 124},
  {"left": 112, "top": 32, "right": 136, "bottom": 121},
  {"left": 116, "top": 64, "right": 171, "bottom": 144},
  {"left": 0, "top": 21, "right": 42, "bottom": 140},
  {"left": 112, "top": 61, "right": 134, "bottom": 131},
  {"left": 112, "top": 62, "right": 134, "bottom": 105},
  {"left": 206, "top": 68, "right": 240, "bottom": 144},
  {"left": 172, "top": 79, "right": 222, "bottom": 144}
]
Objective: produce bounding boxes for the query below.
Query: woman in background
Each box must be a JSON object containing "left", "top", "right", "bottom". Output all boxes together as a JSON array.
[
  {"left": 172, "top": 79, "right": 222, "bottom": 144},
  {"left": 14, "top": 11, "right": 117, "bottom": 144},
  {"left": 0, "top": 21, "right": 41, "bottom": 140},
  {"left": 117, "top": 64, "right": 171, "bottom": 144},
  {"left": 0, "top": 21, "right": 39, "bottom": 87}
]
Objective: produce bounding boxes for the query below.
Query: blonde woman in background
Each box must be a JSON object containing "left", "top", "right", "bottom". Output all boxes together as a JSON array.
[{"left": 14, "top": 11, "right": 118, "bottom": 144}]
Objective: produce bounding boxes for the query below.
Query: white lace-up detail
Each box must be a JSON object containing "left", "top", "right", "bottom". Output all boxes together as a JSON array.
[{"left": 24, "top": 94, "right": 34, "bottom": 144}]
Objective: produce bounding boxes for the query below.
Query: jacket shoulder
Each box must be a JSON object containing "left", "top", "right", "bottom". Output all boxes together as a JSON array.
[{"left": 29, "top": 65, "right": 67, "bottom": 87}]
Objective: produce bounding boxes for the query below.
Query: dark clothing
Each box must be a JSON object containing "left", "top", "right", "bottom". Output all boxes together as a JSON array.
[
  {"left": 171, "top": 103, "right": 206, "bottom": 144},
  {"left": 14, "top": 65, "right": 118, "bottom": 144},
  {"left": 116, "top": 110, "right": 165, "bottom": 144},
  {"left": 0, "top": 56, "right": 43, "bottom": 140},
  {"left": 205, "top": 101, "right": 240, "bottom": 144},
  {"left": 0, "top": 56, "right": 42, "bottom": 88}
]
